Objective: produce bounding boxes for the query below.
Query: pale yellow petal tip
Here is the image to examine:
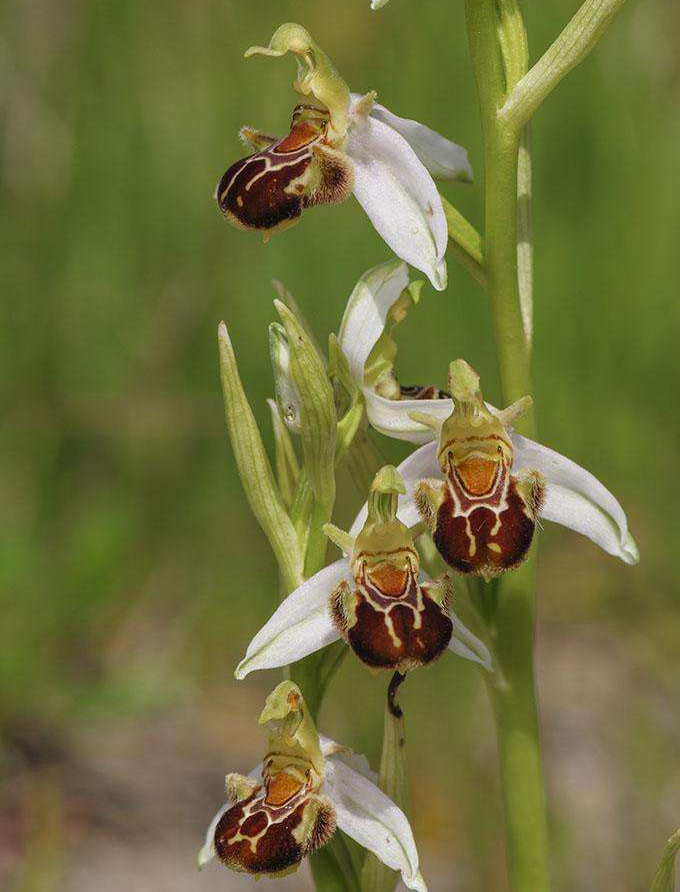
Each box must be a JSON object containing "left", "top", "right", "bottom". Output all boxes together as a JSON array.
[
  {"left": 372, "top": 464, "right": 406, "bottom": 496},
  {"left": 407, "top": 410, "right": 442, "bottom": 432},
  {"left": 217, "top": 321, "right": 231, "bottom": 346},
  {"left": 197, "top": 845, "right": 213, "bottom": 870},
  {"left": 234, "top": 660, "right": 247, "bottom": 681},
  {"left": 448, "top": 359, "right": 480, "bottom": 402},
  {"left": 352, "top": 91, "right": 378, "bottom": 121},
  {"left": 371, "top": 0, "right": 391, "bottom": 8}
]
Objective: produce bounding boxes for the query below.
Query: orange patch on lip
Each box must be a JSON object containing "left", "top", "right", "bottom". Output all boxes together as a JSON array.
[
  {"left": 367, "top": 563, "right": 408, "bottom": 596},
  {"left": 265, "top": 772, "right": 303, "bottom": 807},
  {"left": 276, "top": 122, "right": 321, "bottom": 153},
  {"left": 456, "top": 457, "right": 498, "bottom": 496}
]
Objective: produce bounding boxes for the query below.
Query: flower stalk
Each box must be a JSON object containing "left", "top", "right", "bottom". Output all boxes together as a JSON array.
[{"left": 464, "top": 2, "right": 548, "bottom": 891}]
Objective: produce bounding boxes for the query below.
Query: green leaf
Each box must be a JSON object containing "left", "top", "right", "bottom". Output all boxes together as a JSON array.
[
  {"left": 650, "top": 829, "right": 680, "bottom": 892},
  {"left": 217, "top": 323, "right": 303, "bottom": 593}
]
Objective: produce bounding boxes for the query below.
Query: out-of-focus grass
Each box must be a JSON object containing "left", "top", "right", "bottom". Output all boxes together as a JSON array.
[{"left": 1, "top": 1, "right": 679, "bottom": 890}]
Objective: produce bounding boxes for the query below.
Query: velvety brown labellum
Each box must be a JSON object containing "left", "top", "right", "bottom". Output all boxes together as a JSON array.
[
  {"left": 216, "top": 105, "right": 352, "bottom": 235},
  {"left": 214, "top": 778, "right": 335, "bottom": 876},
  {"left": 331, "top": 560, "right": 453, "bottom": 672},
  {"left": 216, "top": 132, "right": 321, "bottom": 233},
  {"left": 428, "top": 451, "right": 544, "bottom": 578}
]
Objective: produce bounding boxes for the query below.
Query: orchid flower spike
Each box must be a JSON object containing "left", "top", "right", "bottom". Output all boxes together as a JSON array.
[
  {"left": 235, "top": 467, "right": 492, "bottom": 679},
  {"left": 199, "top": 681, "right": 428, "bottom": 892},
  {"left": 349, "top": 360, "right": 640, "bottom": 569},
  {"left": 215, "top": 23, "right": 472, "bottom": 290}
]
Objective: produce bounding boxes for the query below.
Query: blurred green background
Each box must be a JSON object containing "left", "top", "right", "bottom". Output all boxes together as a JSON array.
[{"left": 1, "top": 0, "right": 679, "bottom": 890}]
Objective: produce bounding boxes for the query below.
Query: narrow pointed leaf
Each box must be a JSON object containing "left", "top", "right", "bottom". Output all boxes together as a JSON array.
[{"left": 218, "top": 323, "right": 303, "bottom": 592}]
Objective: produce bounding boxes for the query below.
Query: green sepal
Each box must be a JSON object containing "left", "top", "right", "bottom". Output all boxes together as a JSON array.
[
  {"left": 650, "top": 828, "right": 680, "bottom": 892},
  {"left": 267, "top": 398, "right": 300, "bottom": 509},
  {"left": 218, "top": 323, "right": 303, "bottom": 593},
  {"left": 275, "top": 300, "right": 336, "bottom": 507}
]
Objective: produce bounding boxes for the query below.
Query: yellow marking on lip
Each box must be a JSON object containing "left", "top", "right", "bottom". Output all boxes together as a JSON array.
[
  {"left": 456, "top": 456, "right": 498, "bottom": 495},
  {"left": 367, "top": 562, "right": 408, "bottom": 596},
  {"left": 265, "top": 771, "right": 303, "bottom": 806},
  {"left": 488, "top": 542, "right": 502, "bottom": 554}
]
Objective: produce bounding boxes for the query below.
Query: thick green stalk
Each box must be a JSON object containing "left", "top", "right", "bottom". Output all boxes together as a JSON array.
[{"left": 464, "top": 3, "right": 549, "bottom": 891}]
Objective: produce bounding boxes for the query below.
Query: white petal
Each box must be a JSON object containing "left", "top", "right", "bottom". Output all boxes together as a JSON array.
[
  {"left": 235, "top": 560, "right": 350, "bottom": 678},
  {"left": 511, "top": 433, "right": 639, "bottom": 564},
  {"left": 448, "top": 611, "right": 493, "bottom": 670},
  {"left": 349, "top": 441, "right": 439, "bottom": 537},
  {"left": 337, "top": 259, "right": 409, "bottom": 385},
  {"left": 364, "top": 389, "right": 451, "bottom": 443},
  {"left": 371, "top": 0, "right": 390, "bottom": 8},
  {"left": 367, "top": 100, "right": 473, "bottom": 182},
  {"left": 319, "top": 735, "right": 377, "bottom": 782},
  {"left": 347, "top": 103, "right": 448, "bottom": 291},
  {"left": 198, "top": 801, "right": 229, "bottom": 868},
  {"left": 323, "top": 757, "right": 427, "bottom": 892}
]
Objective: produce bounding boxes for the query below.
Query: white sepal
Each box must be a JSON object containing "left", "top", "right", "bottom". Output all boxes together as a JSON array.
[
  {"left": 235, "top": 559, "right": 350, "bottom": 678},
  {"left": 198, "top": 801, "right": 229, "bottom": 868},
  {"left": 323, "top": 756, "right": 428, "bottom": 892},
  {"left": 371, "top": 0, "right": 390, "bottom": 8},
  {"left": 347, "top": 99, "right": 448, "bottom": 291},
  {"left": 319, "top": 734, "right": 377, "bottom": 783},
  {"left": 511, "top": 433, "right": 639, "bottom": 564},
  {"left": 367, "top": 101, "right": 473, "bottom": 182},
  {"left": 448, "top": 612, "right": 493, "bottom": 671},
  {"left": 337, "top": 259, "right": 409, "bottom": 384}
]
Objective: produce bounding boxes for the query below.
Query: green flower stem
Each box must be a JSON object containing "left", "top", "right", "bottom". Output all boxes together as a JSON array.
[
  {"left": 500, "top": 0, "right": 628, "bottom": 130},
  {"left": 485, "top": 555, "right": 550, "bottom": 892},
  {"left": 464, "top": 2, "right": 549, "bottom": 891}
]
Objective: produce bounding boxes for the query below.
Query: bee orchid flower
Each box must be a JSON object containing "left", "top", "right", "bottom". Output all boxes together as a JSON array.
[
  {"left": 347, "top": 357, "right": 639, "bottom": 570},
  {"left": 199, "top": 681, "right": 428, "bottom": 892},
  {"left": 235, "top": 467, "right": 492, "bottom": 680},
  {"left": 215, "top": 23, "right": 472, "bottom": 291}
]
